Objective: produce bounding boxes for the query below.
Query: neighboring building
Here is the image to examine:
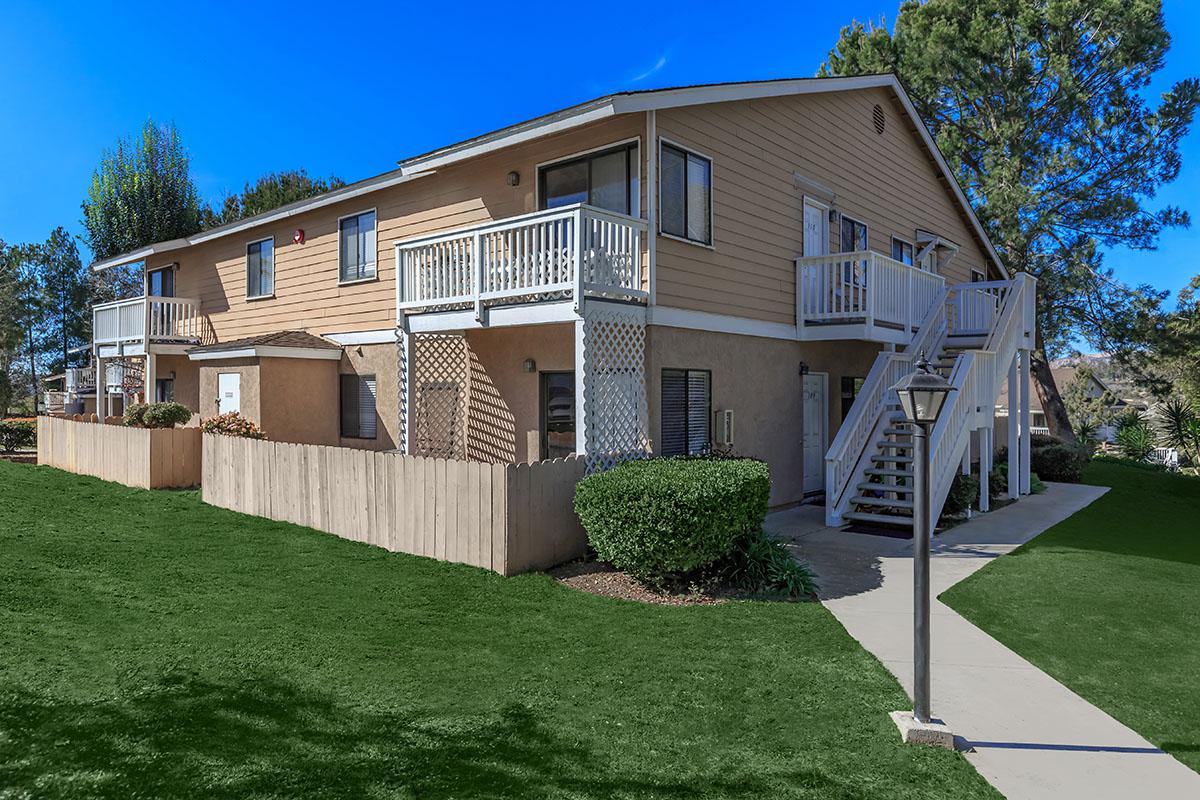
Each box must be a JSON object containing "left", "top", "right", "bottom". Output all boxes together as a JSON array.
[
  {"left": 995, "top": 365, "right": 1132, "bottom": 441},
  {"left": 79, "top": 75, "right": 1037, "bottom": 526}
]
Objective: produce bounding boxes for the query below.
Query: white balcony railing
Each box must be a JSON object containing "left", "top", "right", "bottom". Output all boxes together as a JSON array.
[
  {"left": 93, "top": 296, "right": 202, "bottom": 348},
  {"left": 396, "top": 204, "right": 648, "bottom": 315},
  {"left": 795, "top": 250, "right": 945, "bottom": 338}
]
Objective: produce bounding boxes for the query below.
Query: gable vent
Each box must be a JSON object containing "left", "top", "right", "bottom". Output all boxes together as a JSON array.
[{"left": 872, "top": 104, "right": 886, "bottom": 135}]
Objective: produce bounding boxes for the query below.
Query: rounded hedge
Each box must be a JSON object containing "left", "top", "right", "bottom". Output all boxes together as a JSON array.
[{"left": 574, "top": 457, "right": 771, "bottom": 583}]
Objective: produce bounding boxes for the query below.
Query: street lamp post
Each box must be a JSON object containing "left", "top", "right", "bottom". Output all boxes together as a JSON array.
[{"left": 889, "top": 353, "right": 955, "bottom": 744}]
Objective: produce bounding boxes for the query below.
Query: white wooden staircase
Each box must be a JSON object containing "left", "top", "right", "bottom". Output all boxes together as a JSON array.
[{"left": 825, "top": 274, "right": 1036, "bottom": 531}]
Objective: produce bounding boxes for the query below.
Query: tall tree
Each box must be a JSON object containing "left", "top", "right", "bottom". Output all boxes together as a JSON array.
[
  {"left": 81, "top": 119, "right": 203, "bottom": 261},
  {"left": 201, "top": 169, "right": 345, "bottom": 228},
  {"left": 821, "top": 0, "right": 1199, "bottom": 443},
  {"left": 0, "top": 244, "right": 46, "bottom": 409},
  {"left": 37, "top": 227, "right": 90, "bottom": 374}
]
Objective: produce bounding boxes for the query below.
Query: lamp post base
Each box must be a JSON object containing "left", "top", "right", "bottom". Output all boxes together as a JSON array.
[{"left": 890, "top": 711, "right": 955, "bottom": 749}]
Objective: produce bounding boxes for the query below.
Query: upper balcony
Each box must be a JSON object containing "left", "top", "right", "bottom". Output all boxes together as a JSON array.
[
  {"left": 93, "top": 295, "right": 202, "bottom": 356},
  {"left": 795, "top": 250, "right": 947, "bottom": 344},
  {"left": 396, "top": 203, "right": 647, "bottom": 318}
]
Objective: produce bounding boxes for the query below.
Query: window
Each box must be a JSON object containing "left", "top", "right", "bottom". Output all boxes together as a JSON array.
[
  {"left": 660, "top": 142, "right": 712, "bottom": 244},
  {"left": 840, "top": 216, "right": 868, "bottom": 283},
  {"left": 891, "top": 237, "right": 914, "bottom": 266},
  {"left": 971, "top": 268, "right": 986, "bottom": 282},
  {"left": 340, "top": 374, "right": 377, "bottom": 439},
  {"left": 147, "top": 266, "right": 174, "bottom": 297},
  {"left": 841, "top": 376, "right": 865, "bottom": 422},
  {"left": 246, "top": 238, "right": 274, "bottom": 298},
  {"left": 661, "top": 369, "right": 711, "bottom": 456},
  {"left": 155, "top": 378, "right": 174, "bottom": 404},
  {"left": 539, "top": 142, "right": 638, "bottom": 216},
  {"left": 339, "top": 210, "right": 377, "bottom": 283}
]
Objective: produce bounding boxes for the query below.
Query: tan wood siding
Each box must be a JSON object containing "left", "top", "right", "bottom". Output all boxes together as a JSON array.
[
  {"left": 654, "top": 88, "right": 995, "bottom": 324},
  {"left": 163, "top": 115, "right": 646, "bottom": 342}
]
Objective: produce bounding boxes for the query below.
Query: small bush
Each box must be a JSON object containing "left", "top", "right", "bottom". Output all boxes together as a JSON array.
[
  {"left": 718, "top": 528, "right": 817, "bottom": 598},
  {"left": 942, "top": 472, "right": 980, "bottom": 516},
  {"left": 0, "top": 420, "right": 35, "bottom": 452},
  {"left": 1115, "top": 422, "right": 1156, "bottom": 463},
  {"left": 1030, "top": 472, "right": 1047, "bottom": 494},
  {"left": 1030, "top": 442, "right": 1088, "bottom": 482},
  {"left": 122, "top": 403, "right": 149, "bottom": 427},
  {"left": 201, "top": 412, "right": 267, "bottom": 440},
  {"left": 142, "top": 402, "right": 193, "bottom": 429},
  {"left": 989, "top": 463, "right": 1008, "bottom": 498},
  {"left": 574, "top": 457, "right": 770, "bottom": 583}
]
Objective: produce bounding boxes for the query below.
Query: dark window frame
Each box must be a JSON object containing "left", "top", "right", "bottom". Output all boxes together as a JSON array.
[
  {"left": 537, "top": 142, "right": 638, "bottom": 216},
  {"left": 840, "top": 375, "right": 866, "bottom": 422},
  {"left": 339, "top": 373, "right": 378, "bottom": 440},
  {"left": 890, "top": 236, "right": 914, "bottom": 266},
  {"left": 338, "top": 209, "right": 377, "bottom": 284},
  {"left": 660, "top": 368, "right": 712, "bottom": 457},
  {"left": 659, "top": 141, "right": 713, "bottom": 245},
  {"left": 146, "top": 266, "right": 175, "bottom": 298},
  {"left": 246, "top": 237, "right": 274, "bottom": 299}
]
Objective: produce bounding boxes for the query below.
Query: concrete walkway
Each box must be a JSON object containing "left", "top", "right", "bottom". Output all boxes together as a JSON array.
[{"left": 766, "top": 485, "right": 1200, "bottom": 800}]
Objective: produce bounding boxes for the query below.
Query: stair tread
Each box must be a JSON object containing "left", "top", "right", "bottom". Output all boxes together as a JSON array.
[
  {"left": 878, "top": 441, "right": 914, "bottom": 450},
  {"left": 852, "top": 495, "right": 916, "bottom": 510},
  {"left": 865, "top": 467, "right": 913, "bottom": 477},
  {"left": 871, "top": 454, "right": 914, "bottom": 464},
  {"left": 845, "top": 511, "right": 914, "bottom": 526},
  {"left": 857, "top": 481, "right": 913, "bottom": 493}
]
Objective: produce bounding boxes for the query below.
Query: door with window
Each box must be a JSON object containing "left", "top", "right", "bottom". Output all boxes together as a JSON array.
[
  {"left": 539, "top": 143, "right": 638, "bottom": 216},
  {"left": 540, "top": 372, "right": 576, "bottom": 459},
  {"left": 802, "top": 373, "right": 828, "bottom": 494}
]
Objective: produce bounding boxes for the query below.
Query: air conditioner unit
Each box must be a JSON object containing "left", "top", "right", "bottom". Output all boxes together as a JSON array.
[{"left": 713, "top": 409, "right": 734, "bottom": 447}]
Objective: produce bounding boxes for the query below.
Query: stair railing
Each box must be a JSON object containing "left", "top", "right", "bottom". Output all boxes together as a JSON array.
[
  {"left": 824, "top": 287, "right": 950, "bottom": 525},
  {"left": 925, "top": 274, "right": 1034, "bottom": 526}
]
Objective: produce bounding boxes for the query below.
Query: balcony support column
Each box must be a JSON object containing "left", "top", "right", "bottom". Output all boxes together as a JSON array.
[
  {"left": 1019, "top": 349, "right": 1032, "bottom": 495},
  {"left": 145, "top": 352, "right": 157, "bottom": 404},
  {"left": 94, "top": 353, "right": 104, "bottom": 419}
]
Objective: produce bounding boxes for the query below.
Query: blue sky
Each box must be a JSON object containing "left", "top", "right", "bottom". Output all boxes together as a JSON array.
[{"left": 1, "top": 0, "right": 1197, "bottom": 300}]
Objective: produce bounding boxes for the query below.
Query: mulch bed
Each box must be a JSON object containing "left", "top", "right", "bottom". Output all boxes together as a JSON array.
[
  {"left": 549, "top": 559, "right": 735, "bottom": 606},
  {"left": 0, "top": 453, "right": 36, "bottom": 465}
]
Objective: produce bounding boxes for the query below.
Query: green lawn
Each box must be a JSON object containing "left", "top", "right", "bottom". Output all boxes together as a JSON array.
[
  {"left": 942, "top": 460, "right": 1200, "bottom": 773},
  {"left": 0, "top": 461, "right": 996, "bottom": 799}
]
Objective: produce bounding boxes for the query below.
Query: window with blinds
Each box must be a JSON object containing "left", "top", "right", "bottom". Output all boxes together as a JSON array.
[
  {"left": 246, "top": 237, "right": 274, "bottom": 298},
  {"left": 340, "top": 374, "right": 377, "bottom": 439},
  {"left": 661, "top": 369, "right": 711, "bottom": 456},
  {"left": 338, "top": 210, "right": 377, "bottom": 283}
]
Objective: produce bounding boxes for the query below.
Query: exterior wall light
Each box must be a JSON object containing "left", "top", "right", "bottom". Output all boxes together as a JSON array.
[
  {"left": 507, "top": 171, "right": 521, "bottom": 187},
  {"left": 523, "top": 358, "right": 536, "bottom": 373}
]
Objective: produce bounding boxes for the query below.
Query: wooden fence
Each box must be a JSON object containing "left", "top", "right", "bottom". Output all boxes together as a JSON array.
[
  {"left": 37, "top": 415, "right": 202, "bottom": 489},
  {"left": 202, "top": 434, "right": 588, "bottom": 576}
]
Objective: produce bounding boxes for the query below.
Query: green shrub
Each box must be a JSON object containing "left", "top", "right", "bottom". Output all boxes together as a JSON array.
[
  {"left": 201, "top": 412, "right": 267, "bottom": 440},
  {"left": 942, "top": 471, "right": 980, "bottom": 517},
  {"left": 1092, "top": 454, "right": 1168, "bottom": 473},
  {"left": 574, "top": 457, "right": 770, "bottom": 583},
  {"left": 1030, "top": 442, "right": 1088, "bottom": 482},
  {"left": 989, "top": 463, "right": 1008, "bottom": 498},
  {"left": 1030, "top": 472, "right": 1047, "bottom": 494},
  {"left": 122, "top": 403, "right": 149, "bottom": 427},
  {"left": 141, "top": 402, "right": 193, "bottom": 428},
  {"left": 1115, "top": 422, "right": 1156, "bottom": 463},
  {"left": 0, "top": 420, "right": 35, "bottom": 453},
  {"left": 718, "top": 528, "right": 817, "bottom": 598}
]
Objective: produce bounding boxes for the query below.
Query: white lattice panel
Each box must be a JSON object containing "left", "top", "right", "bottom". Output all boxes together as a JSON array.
[
  {"left": 410, "top": 333, "right": 469, "bottom": 459},
  {"left": 580, "top": 302, "right": 649, "bottom": 471}
]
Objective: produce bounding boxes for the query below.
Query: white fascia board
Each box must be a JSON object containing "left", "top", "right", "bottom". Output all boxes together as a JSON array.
[
  {"left": 611, "top": 75, "right": 895, "bottom": 114},
  {"left": 323, "top": 329, "right": 398, "bottom": 345},
  {"left": 398, "top": 105, "right": 617, "bottom": 175},
  {"left": 406, "top": 300, "right": 579, "bottom": 333},
  {"left": 648, "top": 305, "right": 798, "bottom": 341},
  {"left": 90, "top": 239, "right": 190, "bottom": 272},
  {"left": 188, "top": 346, "right": 344, "bottom": 361}
]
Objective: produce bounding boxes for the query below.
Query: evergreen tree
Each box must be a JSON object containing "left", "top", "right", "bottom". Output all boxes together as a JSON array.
[
  {"left": 201, "top": 169, "right": 345, "bottom": 228},
  {"left": 821, "top": 0, "right": 1199, "bottom": 442},
  {"left": 37, "top": 227, "right": 90, "bottom": 374}
]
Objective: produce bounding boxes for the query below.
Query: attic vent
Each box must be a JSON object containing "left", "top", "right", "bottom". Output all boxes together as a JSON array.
[{"left": 872, "top": 104, "right": 886, "bottom": 135}]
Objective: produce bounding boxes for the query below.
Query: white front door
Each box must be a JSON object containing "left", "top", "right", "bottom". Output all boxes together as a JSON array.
[
  {"left": 803, "top": 199, "right": 830, "bottom": 257},
  {"left": 217, "top": 372, "right": 241, "bottom": 415},
  {"left": 802, "top": 372, "right": 829, "bottom": 494}
]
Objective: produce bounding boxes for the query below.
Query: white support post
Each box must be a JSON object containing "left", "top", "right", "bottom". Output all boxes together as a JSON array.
[
  {"left": 864, "top": 254, "right": 876, "bottom": 334},
  {"left": 646, "top": 110, "right": 657, "bottom": 305},
  {"left": 573, "top": 208, "right": 586, "bottom": 315},
  {"left": 961, "top": 434, "right": 971, "bottom": 476},
  {"left": 574, "top": 314, "right": 589, "bottom": 456},
  {"left": 145, "top": 352, "right": 157, "bottom": 404},
  {"left": 979, "top": 426, "right": 991, "bottom": 512},
  {"left": 1019, "top": 349, "right": 1032, "bottom": 495},
  {"left": 398, "top": 319, "right": 413, "bottom": 455},
  {"left": 94, "top": 354, "right": 104, "bottom": 419},
  {"left": 472, "top": 231, "right": 484, "bottom": 322},
  {"left": 1007, "top": 355, "right": 1020, "bottom": 500}
]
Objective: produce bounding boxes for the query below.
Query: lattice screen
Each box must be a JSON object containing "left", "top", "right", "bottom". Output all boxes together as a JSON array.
[
  {"left": 581, "top": 302, "right": 649, "bottom": 471},
  {"left": 409, "top": 333, "right": 470, "bottom": 459}
]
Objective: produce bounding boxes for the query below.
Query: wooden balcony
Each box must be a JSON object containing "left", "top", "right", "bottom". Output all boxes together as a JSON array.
[
  {"left": 795, "top": 250, "right": 946, "bottom": 343},
  {"left": 396, "top": 204, "right": 647, "bottom": 317},
  {"left": 93, "top": 295, "right": 202, "bottom": 355}
]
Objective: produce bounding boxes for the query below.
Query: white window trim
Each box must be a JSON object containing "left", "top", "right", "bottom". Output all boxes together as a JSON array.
[
  {"left": 657, "top": 136, "right": 715, "bottom": 249},
  {"left": 245, "top": 236, "right": 275, "bottom": 300},
  {"left": 337, "top": 207, "right": 379, "bottom": 285},
  {"left": 534, "top": 136, "right": 642, "bottom": 218}
]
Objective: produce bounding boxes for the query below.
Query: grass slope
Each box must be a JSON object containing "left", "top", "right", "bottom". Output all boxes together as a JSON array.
[
  {"left": 942, "top": 461, "right": 1200, "bottom": 773},
  {"left": 0, "top": 461, "right": 997, "bottom": 799}
]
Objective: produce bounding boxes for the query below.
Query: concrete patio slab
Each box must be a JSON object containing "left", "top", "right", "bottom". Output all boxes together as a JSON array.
[{"left": 767, "top": 484, "right": 1200, "bottom": 800}]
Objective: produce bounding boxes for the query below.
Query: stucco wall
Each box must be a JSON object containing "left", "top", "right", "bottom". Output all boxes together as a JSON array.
[
  {"left": 154, "top": 354, "right": 201, "bottom": 413},
  {"left": 645, "top": 325, "right": 881, "bottom": 507},
  {"left": 258, "top": 357, "right": 340, "bottom": 446},
  {"left": 464, "top": 323, "right": 574, "bottom": 462},
  {"left": 339, "top": 342, "right": 398, "bottom": 450},
  {"left": 198, "top": 359, "right": 261, "bottom": 424}
]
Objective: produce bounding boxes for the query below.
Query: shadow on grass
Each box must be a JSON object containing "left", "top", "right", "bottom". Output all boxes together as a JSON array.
[{"left": 0, "top": 673, "right": 835, "bottom": 799}]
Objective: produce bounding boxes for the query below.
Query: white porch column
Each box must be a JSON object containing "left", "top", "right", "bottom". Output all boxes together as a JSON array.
[
  {"left": 1019, "top": 349, "right": 1032, "bottom": 495},
  {"left": 961, "top": 434, "right": 971, "bottom": 476},
  {"left": 574, "top": 316, "right": 589, "bottom": 456},
  {"left": 1007, "top": 355, "right": 1020, "bottom": 500},
  {"left": 94, "top": 354, "right": 104, "bottom": 418},
  {"left": 979, "top": 426, "right": 991, "bottom": 512},
  {"left": 145, "top": 352, "right": 157, "bottom": 404},
  {"left": 397, "top": 319, "right": 413, "bottom": 455}
]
